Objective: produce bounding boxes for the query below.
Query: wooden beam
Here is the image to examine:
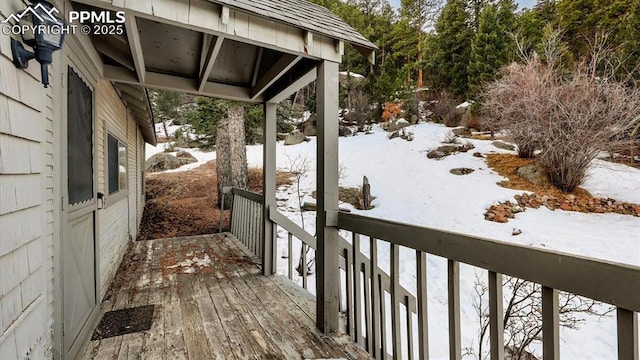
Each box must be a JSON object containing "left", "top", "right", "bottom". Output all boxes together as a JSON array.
[
  {"left": 251, "top": 48, "right": 264, "bottom": 87},
  {"left": 251, "top": 54, "right": 302, "bottom": 100},
  {"left": 617, "top": 308, "right": 639, "bottom": 360},
  {"left": 103, "top": 65, "right": 261, "bottom": 103},
  {"left": 198, "top": 35, "right": 224, "bottom": 92},
  {"left": 125, "top": 15, "right": 146, "bottom": 83},
  {"left": 71, "top": 0, "right": 346, "bottom": 63},
  {"left": 267, "top": 66, "right": 317, "bottom": 104},
  {"left": 315, "top": 60, "right": 340, "bottom": 333},
  {"left": 115, "top": 83, "right": 145, "bottom": 101},
  {"left": 221, "top": 6, "right": 230, "bottom": 25},
  {"left": 93, "top": 39, "right": 135, "bottom": 71},
  {"left": 121, "top": 92, "right": 148, "bottom": 110},
  {"left": 262, "top": 103, "right": 278, "bottom": 276}
]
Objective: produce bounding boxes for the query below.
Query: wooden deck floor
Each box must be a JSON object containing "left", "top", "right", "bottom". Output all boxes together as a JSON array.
[{"left": 81, "top": 234, "right": 368, "bottom": 359}]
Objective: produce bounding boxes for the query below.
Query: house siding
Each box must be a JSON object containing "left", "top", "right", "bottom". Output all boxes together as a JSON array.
[
  {"left": 96, "top": 80, "right": 143, "bottom": 299},
  {"left": 1, "top": 0, "right": 150, "bottom": 357},
  {"left": 0, "top": 2, "right": 53, "bottom": 357}
]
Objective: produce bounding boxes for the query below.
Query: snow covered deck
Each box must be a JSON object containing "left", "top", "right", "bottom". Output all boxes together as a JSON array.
[{"left": 81, "top": 234, "right": 369, "bottom": 359}]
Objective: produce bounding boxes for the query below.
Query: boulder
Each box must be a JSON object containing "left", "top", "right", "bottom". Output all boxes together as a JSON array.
[
  {"left": 298, "top": 115, "right": 317, "bottom": 136},
  {"left": 451, "top": 127, "right": 472, "bottom": 137},
  {"left": 385, "top": 118, "right": 410, "bottom": 132},
  {"left": 427, "top": 150, "right": 447, "bottom": 159},
  {"left": 176, "top": 150, "right": 197, "bottom": 163},
  {"left": 339, "top": 126, "right": 353, "bottom": 137},
  {"left": 517, "top": 162, "right": 551, "bottom": 186},
  {"left": 450, "top": 168, "right": 475, "bottom": 175},
  {"left": 145, "top": 153, "right": 184, "bottom": 172},
  {"left": 284, "top": 131, "right": 308, "bottom": 146},
  {"left": 443, "top": 107, "right": 466, "bottom": 127},
  {"left": 492, "top": 140, "right": 516, "bottom": 151}
]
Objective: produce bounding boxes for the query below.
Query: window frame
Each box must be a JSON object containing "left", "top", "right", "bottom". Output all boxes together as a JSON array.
[{"left": 104, "top": 128, "right": 129, "bottom": 205}]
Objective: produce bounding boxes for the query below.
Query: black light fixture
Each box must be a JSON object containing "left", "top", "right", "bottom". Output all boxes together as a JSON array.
[{"left": 11, "top": 0, "right": 66, "bottom": 88}]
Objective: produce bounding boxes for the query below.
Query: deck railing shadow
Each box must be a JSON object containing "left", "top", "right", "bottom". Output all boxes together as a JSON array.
[{"left": 224, "top": 187, "right": 639, "bottom": 360}]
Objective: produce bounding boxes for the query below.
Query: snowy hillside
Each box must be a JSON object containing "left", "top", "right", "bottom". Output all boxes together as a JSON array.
[{"left": 148, "top": 121, "right": 640, "bottom": 359}]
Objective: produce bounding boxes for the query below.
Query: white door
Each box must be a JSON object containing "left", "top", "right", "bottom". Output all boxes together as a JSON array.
[{"left": 63, "top": 66, "right": 98, "bottom": 358}]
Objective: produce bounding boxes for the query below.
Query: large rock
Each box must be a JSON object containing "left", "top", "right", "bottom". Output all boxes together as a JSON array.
[
  {"left": 517, "top": 162, "right": 551, "bottom": 186},
  {"left": 145, "top": 153, "right": 183, "bottom": 172},
  {"left": 339, "top": 126, "right": 354, "bottom": 137},
  {"left": 451, "top": 127, "right": 472, "bottom": 137},
  {"left": 443, "top": 107, "right": 466, "bottom": 127},
  {"left": 176, "top": 150, "right": 197, "bottom": 163},
  {"left": 284, "top": 131, "right": 308, "bottom": 146},
  {"left": 298, "top": 115, "right": 317, "bottom": 136},
  {"left": 385, "top": 118, "right": 410, "bottom": 132},
  {"left": 492, "top": 140, "right": 516, "bottom": 151}
]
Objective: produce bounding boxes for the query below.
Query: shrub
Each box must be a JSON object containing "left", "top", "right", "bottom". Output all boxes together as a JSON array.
[
  {"left": 382, "top": 102, "right": 403, "bottom": 122},
  {"left": 484, "top": 32, "right": 640, "bottom": 192}
]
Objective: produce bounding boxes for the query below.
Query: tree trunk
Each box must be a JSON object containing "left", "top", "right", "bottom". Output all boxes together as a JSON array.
[
  {"left": 216, "top": 106, "right": 248, "bottom": 209},
  {"left": 162, "top": 119, "right": 169, "bottom": 138},
  {"left": 417, "top": 29, "right": 424, "bottom": 88}
]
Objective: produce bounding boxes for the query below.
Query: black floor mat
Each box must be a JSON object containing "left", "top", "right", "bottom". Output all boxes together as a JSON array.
[{"left": 91, "top": 305, "right": 155, "bottom": 340}]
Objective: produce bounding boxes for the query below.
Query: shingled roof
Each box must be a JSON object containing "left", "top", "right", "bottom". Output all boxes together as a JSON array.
[{"left": 209, "top": 0, "right": 377, "bottom": 52}]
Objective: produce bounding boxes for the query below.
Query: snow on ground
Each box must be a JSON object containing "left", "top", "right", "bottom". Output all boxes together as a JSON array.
[
  {"left": 244, "top": 122, "right": 639, "bottom": 360},
  {"left": 148, "top": 122, "right": 639, "bottom": 359}
]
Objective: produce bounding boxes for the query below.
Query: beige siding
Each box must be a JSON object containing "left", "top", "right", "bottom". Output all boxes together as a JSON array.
[
  {"left": 96, "top": 81, "right": 136, "bottom": 298},
  {"left": 0, "top": 2, "right": 54, "bottom": 358}
]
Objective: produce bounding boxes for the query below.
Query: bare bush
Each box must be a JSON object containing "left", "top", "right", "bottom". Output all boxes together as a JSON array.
[
  {"left": 469, "top": 274, "right": 613, "bottom": 360},
  {"left": 484, "top": 31, "right": 640, "bottom": 191}
]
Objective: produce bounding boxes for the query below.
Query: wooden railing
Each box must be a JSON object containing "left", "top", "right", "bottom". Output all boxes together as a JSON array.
[
  {"left": 224, "top": 187, "right": 264, "bottom": 257},
  {"left": 226, "top": 188, "right": 640, "bottom": 360}
]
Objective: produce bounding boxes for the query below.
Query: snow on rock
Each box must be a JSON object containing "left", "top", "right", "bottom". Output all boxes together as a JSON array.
[
  {"left": 339, "top": 71, "right": 365, "bottom": 79},
  {"left": 456, "top": 100, "right": 473, "bottom": 109}
]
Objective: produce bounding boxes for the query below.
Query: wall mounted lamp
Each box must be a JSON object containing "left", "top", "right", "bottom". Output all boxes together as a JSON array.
[{"left": 10, "top": 0, "right": 66, "bottom": 88}]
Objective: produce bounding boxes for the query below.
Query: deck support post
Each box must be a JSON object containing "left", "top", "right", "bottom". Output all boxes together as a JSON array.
[
  {"left": 316, "top": 60, "right": 340, "bottom": 333},
  {"left": 262, "top": 102, "right": 277, "bottom": 276}
]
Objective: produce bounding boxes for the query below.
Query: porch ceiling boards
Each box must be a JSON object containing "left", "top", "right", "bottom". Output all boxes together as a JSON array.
[
  {"left": 81, "top": 234, "right": 370, "bottom": 359},
  {"left": 70, "top": 0, "right": 376, "bottom": 105}
]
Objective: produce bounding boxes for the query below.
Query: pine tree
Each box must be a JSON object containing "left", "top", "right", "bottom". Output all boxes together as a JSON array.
[
  {"left": 468, "top": 0, "right": 517, "bottom": 97},
  {"left": 398, "top": 0, "right": 441, "bottom": 88},
  {"left": 430, "top": 0, "right": 474, "bottom": 97}
]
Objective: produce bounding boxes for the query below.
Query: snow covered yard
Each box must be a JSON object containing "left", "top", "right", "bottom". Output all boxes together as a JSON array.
[{"left": 148, "top": 121, "right": 640, "bottom": 359}]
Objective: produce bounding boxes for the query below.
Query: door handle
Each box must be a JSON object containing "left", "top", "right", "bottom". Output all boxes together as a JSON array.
[{"left": 97, "top": 192, "right": 105, "bottom": 209}]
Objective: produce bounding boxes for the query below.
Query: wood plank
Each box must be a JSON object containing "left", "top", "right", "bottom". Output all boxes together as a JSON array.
[
  {"left": 542, "top": 286, "right": 559, "bottom": 360},
  {"left": 617, "top": 307, "right": 639, "bottom": 360},
  {"left": 448, "top": 260, "right": 461, "bottom": 360},
  {"left": 214, "top": 235, "right": 323, "bottom": 357},
  {"left": 489, "top": 271, "right": 504, "bottom": 360},
  {"left": 177, "top": 275, "right": 212, "bottom": 359},
  {"left": 221, "top": 235, "right": 365, "bottom": 359},
  {"left": 417, "top": 250, "right": 429, "bottom": 359},
  {"left": 391, "top": 243, "right": 402, "bottom": 359},
  {"left": 338, "top": 212, "right": 640, "bottom": 312}
]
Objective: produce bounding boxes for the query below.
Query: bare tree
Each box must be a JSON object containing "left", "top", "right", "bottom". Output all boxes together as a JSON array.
[
  {"left": 483, "top": 31, "right": 640, "bottom": 191},
  {"left": 469, "top": 274, "right": 614, "bottom": 360},
  {"left": 284, "top": 154, "right": 314, "bottom": 276},
  {"left": 216, "top": 106, "right": 248, "bottom": 209}
]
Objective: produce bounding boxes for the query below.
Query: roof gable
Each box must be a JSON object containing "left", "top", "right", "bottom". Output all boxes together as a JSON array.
[{"left": 209, "top": 0, "right": 377, "bottom": 51}]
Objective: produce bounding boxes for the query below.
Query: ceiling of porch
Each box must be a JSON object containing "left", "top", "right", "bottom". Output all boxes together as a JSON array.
[{"left": 69, "top": 0, "right": 376, "bottom": 144}]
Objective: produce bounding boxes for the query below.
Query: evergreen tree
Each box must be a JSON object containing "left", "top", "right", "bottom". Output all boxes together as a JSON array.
[
  {"left": 399, "top": 0, "right": 441, "bottom": 87},
  {"left": 430, "top": 0, "right": 474, "bottom": 97},
  {"left": 468, "top": 5, "right": 502, "bottom": 96}
]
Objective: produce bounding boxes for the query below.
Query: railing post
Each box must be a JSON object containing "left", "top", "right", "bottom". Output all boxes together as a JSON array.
[
  {"left": 262, "top": 101, "right": 277, "bottom": 275},
  {"left": 543, "top": 286, "right": 559, "bottom": 360},
  {"left": 617, "top": 308, "right": 639, "bottom": 360},
  {"left": 315, "top": 60, "right": 340, "bottom": 333},
  {"left": 448, "top": 260, "right": 461, "bottom": 360},
  {"left": 489, "top": 271, "right": 504, "bottom": 360}
]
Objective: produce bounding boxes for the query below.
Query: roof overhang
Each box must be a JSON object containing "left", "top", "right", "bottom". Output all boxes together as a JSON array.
[{"left": 69, "top": 0, "right": 376, "bottom": 144}]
